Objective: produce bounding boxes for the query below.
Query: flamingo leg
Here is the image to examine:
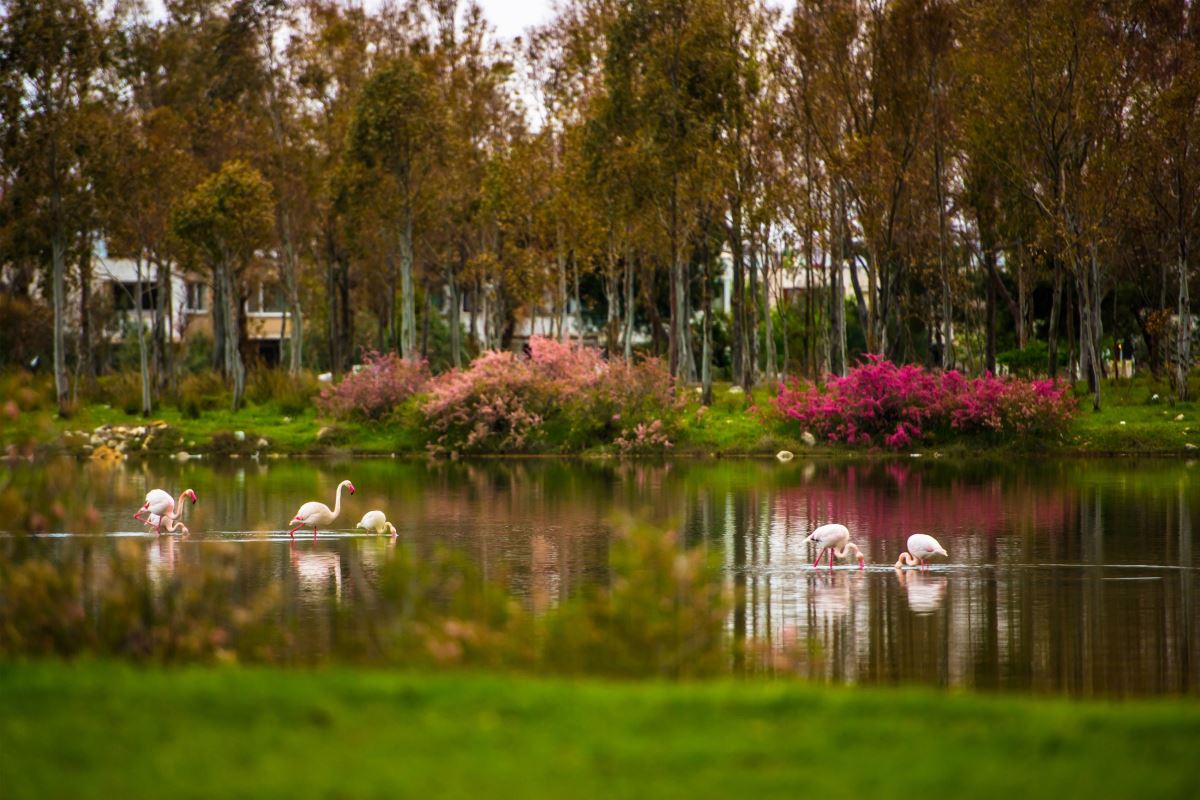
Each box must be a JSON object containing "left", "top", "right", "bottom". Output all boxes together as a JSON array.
[
  {"left": 288, "top": 524, "right": 303, "bottom": 538},
  {"left": 828, "top": 549, "right": 835, "bottom": 569},
  {"left": 813, "top": 548, "right": 825, "bottom": 568},
  {"left": 313, "top": 527, "right": 318, "bottom": 541}
]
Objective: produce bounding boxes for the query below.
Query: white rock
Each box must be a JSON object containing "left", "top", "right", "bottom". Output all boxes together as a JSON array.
[
  {"left": 1119, "top": 420, "right": 1126, "bottom": 426},
  {"left": 256, "top": 438, "right": 269, "bottom": 449},
  {"left": 175, "top": 451, "right": 191, "bottom": 461},
  {"left": 776, "top": 450, "right": 794, "bottom": 462},
  {"left": 1175, "top": 414, "right": 1185, "bottom": 421},
  {"left": 909, "top": 453, "right": 923, "bottom": 458},
  {"left": 318, "top": 372, "right": 333, "bottom": 383},
  {"left": 1186, "top": 444, "right": 1198, "bottom": 451},
  {"left": 801, "top": 431, "right": 817, "bottom": 447},
  {"left": 233, "top": 430, "right": 246, "bottom": 442},
  {"left": 728, "top": 385, "right": 744, "bottom": 395}
]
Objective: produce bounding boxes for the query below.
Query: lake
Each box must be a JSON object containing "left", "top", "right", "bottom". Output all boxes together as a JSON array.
[{"left": 4, "top": 456, "right": 1198, "bottom": 696}]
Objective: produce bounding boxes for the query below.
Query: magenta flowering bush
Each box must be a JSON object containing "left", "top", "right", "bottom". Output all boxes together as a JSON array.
[
  {"left": 316, "top": 350, "right": 430, "bottom": 420},
  {"left": 775, "top": 355, "right": 1074, "bottom": 448},
  {"left": 422, "top": 337, "right": 679, "bottom": 454}
]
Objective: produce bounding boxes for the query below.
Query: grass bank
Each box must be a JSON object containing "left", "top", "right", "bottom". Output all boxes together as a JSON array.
[
  {"left": 2, "top": 661, "right": 1198, "bottom": 799},
  {"left": 6, "top": 372, "right": 1200, "bottom": 458}
]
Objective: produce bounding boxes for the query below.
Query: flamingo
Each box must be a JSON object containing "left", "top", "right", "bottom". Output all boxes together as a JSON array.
[
  {"left": 288, "top": 480, "right": 355, "bottom": 540},
  {"left": 804, "top": 523, "right": 865, "bottom": 570},
  {"left": 895, "top": 533, "right": 948, "bottom": 570},
  {"left": 143, "top": 513, "right": 190, "bottom": 536},
  {"left": 133, "top": 488, "right": 196, "bottom": 535},
  {"left": 356, "top": 510, "right": 397, "bottom": 537}
]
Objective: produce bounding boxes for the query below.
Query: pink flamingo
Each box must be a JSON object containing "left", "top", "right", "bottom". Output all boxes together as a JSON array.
[
  {"left": 133, "top": 488, "right": 196, "bottom": 535},
  {"left": 894, "top": 533, "right": 948, "bottom": 570},
  {"left": 805, "top": 523, "right": 865, "bottom": 570},
  {"left": 288, "top": 480, "right": 355, "bottom": 540}
]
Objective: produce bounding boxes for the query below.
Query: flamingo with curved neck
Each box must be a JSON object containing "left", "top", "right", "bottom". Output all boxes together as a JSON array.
[
  {"left": 895, "top": 533, "right": 948, "bottom": 570},
  {"left": 133, "top": 488, "right": 197, "bottom": 535},
  {"left": 289, "top": 480, "right": 356, "bottom": 540},
  {"left": 805, "top": 523, "right": 866, "bottom": 570}
]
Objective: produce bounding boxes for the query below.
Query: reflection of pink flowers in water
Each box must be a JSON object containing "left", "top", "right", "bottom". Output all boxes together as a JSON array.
[{"left": 773, "top": 462, "right": 1072, "bottom": 541}]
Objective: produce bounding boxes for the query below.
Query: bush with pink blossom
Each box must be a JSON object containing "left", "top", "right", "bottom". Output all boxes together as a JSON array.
[
  {"left": 422, "top": 337, "right": 679, "bottom": 454},
  {"left": 775, "top": 355, "right": 1074, "bottom": 448},
  {"left": 316, "top": 351, "right": 430, "bottom": 421}
]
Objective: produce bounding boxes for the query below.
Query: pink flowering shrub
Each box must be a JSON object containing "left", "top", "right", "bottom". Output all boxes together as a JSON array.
[
  {"left": 316, "top": 351, "right": 430, "bottom": 420},
  {"left": 775, "top": 355, "right": 1074, "bottom": 448},
  {"left": 613, "top": 419, "right": 674, "bottom": 454},
  {"left": 422, "top": 337, "right": 679, "bottom": 454}
]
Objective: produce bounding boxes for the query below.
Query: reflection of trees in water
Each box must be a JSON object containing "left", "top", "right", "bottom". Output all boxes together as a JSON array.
[{"left": 20, "top": 456, "right": 1200, "bottom": 694}]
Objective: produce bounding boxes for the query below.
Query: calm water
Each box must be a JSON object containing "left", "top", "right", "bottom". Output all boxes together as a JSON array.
[{"left": 5, "top": 456, "right": 1199, "bottom": 696}]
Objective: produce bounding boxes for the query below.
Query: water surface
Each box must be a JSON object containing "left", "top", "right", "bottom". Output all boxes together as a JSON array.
[{"left": 6, "top": 456, "right": 1198, "bottom": 696}]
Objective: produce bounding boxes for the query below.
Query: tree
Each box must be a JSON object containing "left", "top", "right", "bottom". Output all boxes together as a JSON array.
[
  {"left": 348, "top": 53, "right": 444, "bottom": 360},
  {"left": 172, "top": 160, "right": 275, "bottom": 410},
  {"left": 0, "top": 0, "right": 104, "bottom": 413}
]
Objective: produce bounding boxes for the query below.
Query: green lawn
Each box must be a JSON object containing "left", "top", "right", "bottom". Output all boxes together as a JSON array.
[{"left": 2, "top": 662, "right": 1198, "bottom": 799}]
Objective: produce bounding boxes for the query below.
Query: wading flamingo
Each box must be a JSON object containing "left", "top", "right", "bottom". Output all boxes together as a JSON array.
[
  {"left": 143, "top": 513, "right": 190, "bottom": 536},
  {"left": 805, "top": 523, "right": 865, "bottom": 570},
  {"left": 288, "top": 480, "right": 355, "bottom": 540},
  {"left": 133, "top": 488, "right": 196, "bottom": 535},
  {"left": 895, "top": 533, "right": 948, "bottom": 570},
  {"left": 356, "top": 510, "right": 397, "bottom": 537}
]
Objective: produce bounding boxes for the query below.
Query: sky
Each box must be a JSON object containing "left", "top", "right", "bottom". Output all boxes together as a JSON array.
[{"left": 475, "top": 0, "right": 556, "bottom": 42}]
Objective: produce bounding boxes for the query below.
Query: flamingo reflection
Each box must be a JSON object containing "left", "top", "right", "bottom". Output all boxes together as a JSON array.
[
  {"left": 289, "top": 548, "right": 343, "bottom": 601},
  {"left": 895, "top": 568, "right": 947, "bottom": 614}
]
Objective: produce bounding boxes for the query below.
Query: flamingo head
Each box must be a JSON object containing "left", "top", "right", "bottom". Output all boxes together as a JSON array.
[
  {"left": 386, "top": 522, "right": 397, "bottom": 537},
  {"left": 345, "top": 481, "right": 356, "bottom": 495},
  {"left": 185, "top": 489, "right": 197, "bottom": 504},
  {"left": 858, "top": 555, "right": 866, "bottom": 570}
]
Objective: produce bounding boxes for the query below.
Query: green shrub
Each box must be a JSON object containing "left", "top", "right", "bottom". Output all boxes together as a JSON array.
[
  {"left": 92, "top": 372, "right": 146, "bottom": 415},
  {"left": 173, "top": 372, "right": 229, "bottom": 418},
  {"left": 248, "top": 369, "right": 320, "bottom": 414}
]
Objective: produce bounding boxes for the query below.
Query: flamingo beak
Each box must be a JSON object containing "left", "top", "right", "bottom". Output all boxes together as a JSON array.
[
  {"left": 348, "top": 484, "right": 356, "bottom": 494},
  {"left": 858, "top": 557, "right": 865, "bottom": 570},
  {"left": 190, "top": 492, "right": 197, "bottom": 504}
]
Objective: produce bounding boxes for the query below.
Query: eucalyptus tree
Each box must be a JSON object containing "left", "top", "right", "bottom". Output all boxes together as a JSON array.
[
  {"left": 0, "top": 0, "right": 105, "bottom": 413},
  {"left": 348, "top": 51, "right": 445, "bottom": 360},
  {"left": 172, "top": 160, "right": 275, "bottom": 410}
]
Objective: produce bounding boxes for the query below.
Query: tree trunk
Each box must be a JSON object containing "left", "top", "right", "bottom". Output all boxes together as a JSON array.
[
  {"left": 399, "top": 204, "right": 417, "bottom": 359},
  {"left": 762, "top": 238, "right": 776, "bottom": 382},
  {"left": 449, "top": 259, "right": 462, "bottom": 368},
  {"left": 1178, "top": 245, "right": 1192, "bottom": 400},
  {"left": 985, "top": 271, "right": 996, "bottom": 375},
  {"left": 50, "top": 171, "right": 68, "bottom": 414},
  {"left": 1047, "top": 258, "right": 1063, "bottom": 377},
  {"left": 730, "top": 195, "right": 746, "bottom": 386},
  {"left": 745, "top": 237, "right": 759, "bottom": 391},
  {"left": 830, "top": 201, "right": 848, "bottom": 378},
  {"left": 220, "top": 261, "right": 246, "bottom": 410},
  {"left": 77, "top": 242, "right": 94, "bottom": 382},
  {"left": 134, "top": 256, "right": 152, "bottom": 415},
  {"left": 701, "top": 228, "right": 713, "bottom": 405},
  {"left": 623, "top": 250, "right": 635, "bottom": 364}
]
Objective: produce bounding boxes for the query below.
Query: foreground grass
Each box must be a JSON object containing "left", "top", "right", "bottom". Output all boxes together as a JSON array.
[{"left": 2, "top": 662, "right": 1198, "bottom": 799}]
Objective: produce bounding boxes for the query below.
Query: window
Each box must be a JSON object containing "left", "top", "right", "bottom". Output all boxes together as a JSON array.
[
  {"left": 248, "top": 282, "right": 286, "bottom": 313},
  {"left": 185, "top": 281, "right": 208, "bottom": 313},
  {"left": 112, "top": 281, "right": 158, "bottom": 311}
]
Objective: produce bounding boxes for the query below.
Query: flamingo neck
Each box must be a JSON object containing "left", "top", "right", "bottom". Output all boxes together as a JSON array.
[
  {"left": 331, "top": 483, "right": 345, "bottom": 520},
  {"left": 834, "top": 541, "right": 862, "bottom": 562},
  {"left": 894, "top": 551, "right": 918, "bottom": 569},
  {"left": 169, "top": 491, "right": 190, "bottom": 521}
]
